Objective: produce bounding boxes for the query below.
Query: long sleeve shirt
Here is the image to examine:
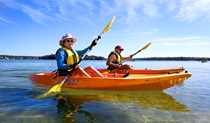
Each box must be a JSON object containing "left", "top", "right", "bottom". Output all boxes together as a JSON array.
[{"left": 56, "top": 47, "right": 90, "bottom": 70}]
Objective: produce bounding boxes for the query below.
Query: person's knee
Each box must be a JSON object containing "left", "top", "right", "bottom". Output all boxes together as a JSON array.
[
  {"left": 87, "top": 66, "right": 93, "bottom": 69},
  {"left": 77, "top": 66, "right": 83, "bottom": 71},
  {"left": 84, "top": 66, "right": 93, "bottom": 71}
]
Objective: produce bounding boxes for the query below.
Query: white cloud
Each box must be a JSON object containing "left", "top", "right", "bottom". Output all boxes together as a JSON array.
[
  {"left": 114, "top": 0, "right": 210, "bottom": 22},
  {"left": 113, "top": 0, "right": 160, "bottom": 23},
  {"left": 156, "top": 36, "right": 210, "bottom": 46},
  {"left": 1, "top": 0, "right": 210, "bottom": 25},
  {"left": 175, "top": 0, "right": 210, "bottom": 21},
  {"left": 0, "top": 16, "right": 16, "bottom": 25},
  {"left": 21, "top": 5, "right": 50, "bottom": 25},
  {"left": 0, "top": 0, "right": 51, "bottom": 25},
  {"left": 144, "top": 28, "right": 160, "bottom": 34}
]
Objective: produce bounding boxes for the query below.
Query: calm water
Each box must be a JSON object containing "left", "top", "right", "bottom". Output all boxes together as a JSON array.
[{"left": 0, "top": 60, "right": 210, "bottom": 123}]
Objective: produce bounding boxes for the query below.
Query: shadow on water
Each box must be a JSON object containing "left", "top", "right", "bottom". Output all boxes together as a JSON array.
[{"left": 53, "top": 89, "right": 190, "bottom": 122}]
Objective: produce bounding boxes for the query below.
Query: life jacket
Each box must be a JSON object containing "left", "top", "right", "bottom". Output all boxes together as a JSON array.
[
  {"left": 107, "top": 51, "right": 122, "bottom": 70},
  {"left": 55, "top": 47, "right": 80, "bottom": 74}
]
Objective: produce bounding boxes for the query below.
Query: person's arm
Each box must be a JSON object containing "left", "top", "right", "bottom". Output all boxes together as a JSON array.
[
  {"left": 122, "top": 54, "right": 134, "bottom": 60},
  {"left": 76, "top": 47, "right": 89, "bottom": 56},
  {"left": 56, "top": 49, "right": 68, "bottom": 70},
  {"left": 121, "top": 56, "right": 128, "bottom": 60},
  {"left": 76, "top": 39, "right": 98, "bottom": 56}
]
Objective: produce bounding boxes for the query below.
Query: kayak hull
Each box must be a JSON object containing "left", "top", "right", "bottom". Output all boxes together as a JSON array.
[
  {"left": 30, "top": 72, "right": 191, "bottom": 91},
  {"left": 98, "top": 67, "right": 185, "bottom": 74}
]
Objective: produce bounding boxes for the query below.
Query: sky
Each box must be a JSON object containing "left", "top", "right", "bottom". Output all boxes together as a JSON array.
[{"left": 0, "top": 0, "right": 210, "bottom": 58}]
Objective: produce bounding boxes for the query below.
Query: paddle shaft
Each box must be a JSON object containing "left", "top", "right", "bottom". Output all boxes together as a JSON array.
[
  {"left": 80, "top": 36, "right": 101, "bottom": 61},
  {"left": 122, "top": 42, "right": 151, "bottom": 63},
  {"left": 133, "top": 50, "right": 141, "bottom": 56},
  {"left": 122, "top": 50, "right": 141, "bottom": 63}
]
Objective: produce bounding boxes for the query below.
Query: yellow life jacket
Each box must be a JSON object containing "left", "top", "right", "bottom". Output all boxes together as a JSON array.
[
  {"left": 62, "top": 47, "right": 80, "bottom": 65},
  {"left": 108, "top": 51, "right": 122, "bottom": 65},
  {"left": 114, "top": 51, "right": 122, "bottom": 64},
  {"left": 56, "top": 47, "right": 80, "bottom": 71}
]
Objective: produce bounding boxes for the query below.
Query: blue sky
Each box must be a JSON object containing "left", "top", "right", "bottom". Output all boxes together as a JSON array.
[{"left": 0, "top": 0, "right": 210, "bottom": 58}]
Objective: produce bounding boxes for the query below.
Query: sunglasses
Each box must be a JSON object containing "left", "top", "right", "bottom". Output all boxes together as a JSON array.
[
  {"left": 65, "top": 40, "right": 75, "bottom": 43},
  {"left": 117, "top": 49, "right": 123, "bottom": 51}
]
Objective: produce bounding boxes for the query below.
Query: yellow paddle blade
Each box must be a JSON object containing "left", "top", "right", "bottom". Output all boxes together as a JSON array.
[
  {"left": 48, "top": 81, "right": 64, "bottom": 93},
  {"left": 102, "top": 16, "right": 116, "bottom": 34},
  {"left": 102, "top": 70, "right": 111, "bottom": 74},
  {"left": 36, "top": 81, "right": 64, "bottom": 99},
  {"left": 140, "top": 42, "right": 151, "bottom": 51}
]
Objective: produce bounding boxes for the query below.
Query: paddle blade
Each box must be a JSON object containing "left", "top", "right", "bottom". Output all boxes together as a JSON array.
[
  {"left": 102, "top": 16, "right": 116, "bottom": 34},
  {"left": 102, "top": 70, "right": 111, "bottom": 74},
  {"left": 48, "top": 81, "right": 64, "bottom": 93},
  {"left": 140, "top": 42, "right": 151, "bottom": 51},
  {"left": 36, "top": 81, "right": 64, "bottom": 99}
]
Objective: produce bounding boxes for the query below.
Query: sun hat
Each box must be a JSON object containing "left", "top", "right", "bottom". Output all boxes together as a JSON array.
[
  {"left": 59, "top": 33, "right": 77, "bottom": 46},
  {"left": 115, "top": 45, "right": 124, "bottom": 50}
]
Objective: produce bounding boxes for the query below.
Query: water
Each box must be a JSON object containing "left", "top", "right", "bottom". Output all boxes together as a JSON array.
[{"left": 0, "top": 60, "right": 210, "bottom": 123}]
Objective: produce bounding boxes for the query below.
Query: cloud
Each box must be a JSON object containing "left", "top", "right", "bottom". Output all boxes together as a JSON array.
[
  {"left": 174, "top": 0, "right": 210, "bottom": 21},
  {"left": 21, "top": 5, "right": 50, "bottom": 25},
  {"left": 0, "top": 0, "right": 51, "bottom": 25},
  {"left": 1, "top": 0, "right": 210, "bottom": 26},
  {"left": 156, "top": 36, "right": 210, "bottom": 46},
  {"left": 144, "top": 28, "right": 160, "bottom": 34},
  {"left": 113, "top": 0, "right": 160, "bottom": 23},
  {"left": 61, "top": 0, "right": 210, "bottom": 23},
  {"left": 113, "top": 0, "right": 210, "bottom": 23},
  {"left": 0, "top": 16, "right": 16, "bottom": 25}
]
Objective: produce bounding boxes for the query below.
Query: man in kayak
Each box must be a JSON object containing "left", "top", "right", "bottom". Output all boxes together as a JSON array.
[
  {"left": 106, "top": 45, "right": 134, "bottom": 70},
  {"left": 56, "top": 33, "right": 104, "bottom": 77}
]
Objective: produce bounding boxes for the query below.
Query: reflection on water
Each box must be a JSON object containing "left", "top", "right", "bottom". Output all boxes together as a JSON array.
[
  {"left": 56, "top": 95, "right": 97, "bottom": 122},
  {"left": 55, "top": 89, "right": 189, "bottom": 122}
]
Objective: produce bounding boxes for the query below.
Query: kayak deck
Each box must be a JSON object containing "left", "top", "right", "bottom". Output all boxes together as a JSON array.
[{"left": 98, "top": 67, "right": 185, "bottom": 74}]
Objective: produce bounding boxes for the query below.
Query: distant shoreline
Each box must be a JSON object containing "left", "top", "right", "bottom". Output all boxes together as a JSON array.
[{"left": 0, "top": 54, "right": 209, "bottom": 61}]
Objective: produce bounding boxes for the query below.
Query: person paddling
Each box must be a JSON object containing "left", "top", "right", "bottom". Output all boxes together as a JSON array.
[
  {"left": 56, "top": 33, "right": 104, "bottom": 77},
  {"left": 106, "top": 45, "right": 134, "bottom": 70}
]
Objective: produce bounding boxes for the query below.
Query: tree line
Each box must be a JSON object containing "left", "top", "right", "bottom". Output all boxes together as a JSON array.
[{"left": 0, "top": 54, "right": 209, "bottom": 61}]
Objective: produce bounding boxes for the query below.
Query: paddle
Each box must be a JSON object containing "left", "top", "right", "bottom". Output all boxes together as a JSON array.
[
  {"left": 103, "top": 42, "right": 151, "bottom": 74},
  {"left": 122, "top": 42, "right": 151, "bottom": 63},
  {"left": 36, "top": 16, "right": 116, "bottom": 99}
]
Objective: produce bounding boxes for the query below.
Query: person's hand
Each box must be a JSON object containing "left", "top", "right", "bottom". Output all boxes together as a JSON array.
[
  {"left": 72, "top": 63, "right": 78, "bottom": 69},
  {"left": 130, "top": 54, "right": 134, "bottom": 59},
  {"left": 69, "top": 63, "right": 78, "bottom": 69},
  {"left": 91, "top": 39, "right": 98, "bottom": 47},
  {"left": 115, "top": 64, "right": 121, "bottom": 68},
  {"left": 90, "top": 36, "right": 101, "bottom": 49}
]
